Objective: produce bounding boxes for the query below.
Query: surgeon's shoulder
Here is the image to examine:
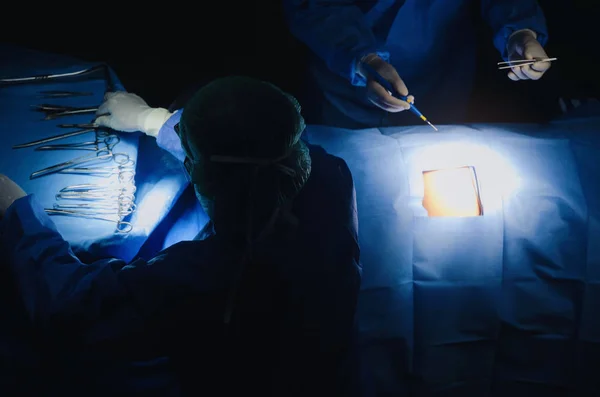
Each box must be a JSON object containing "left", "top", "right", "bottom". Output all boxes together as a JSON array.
[
  {"left": 300, "top": 144, "right": 360, "bottom": 266},
  {"left": 307, "top": 144, "right": 354, "bottom": 192},
  {"left": 300, "top": 144, "right": 357, "bottom": 231}
]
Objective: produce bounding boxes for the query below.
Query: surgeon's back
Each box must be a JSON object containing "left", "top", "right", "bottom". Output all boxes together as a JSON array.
[{"left": 159, "top": 143, "right": 361, "bottom": 396}]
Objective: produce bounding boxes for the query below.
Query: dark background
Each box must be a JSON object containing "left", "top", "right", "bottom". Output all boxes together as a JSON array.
[{"left": 4, "top": 1, "right": 599, "bottom": 124}]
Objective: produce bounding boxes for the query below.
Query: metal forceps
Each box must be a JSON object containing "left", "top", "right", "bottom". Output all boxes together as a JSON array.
[
  {"left": 37, "top": 91, "right": 93, "bottom": 98},
  {"left": 59, "top": 162, "right": 136, "bottom": 179},
  {"left": 55, "top": 194, "right": 136, "bottom": 208},
  {"left": 30, "top": 149, "right": 131, "bottom": 179},
  {"left": 34, "top": 104, "right": 79, "bottom": 111},
  {"left": 13, "top": 124, "right": 98, "bottom": 149},
  {"left": 33, "top": 104, "right": 99, "bottom": 120},
  {"left": 56, "top": 184, "right": 135, "bottom": 196},
  {"left": 44, "top": 209, "right": 133, "bottom": 233},
  {"left": 497, "top": 57, "right": 557, "bottom": 70},
  {"left": 58, "top": 183, "right": 137, "bottom": 195},
  {"left": 35, "top": 134, "right": 120, "bottom": 151},
  {"left": 52, "top": 203, "right": 137, "bottom": 217},
  {"left": 56, "top": 191, "right": 135, "bottom": 201},
  {"left": 56, "top": 184, "right": 136, "bottom": 202},
  {"left": 0, "top": 65, "right": 106, "bottom": 85}
]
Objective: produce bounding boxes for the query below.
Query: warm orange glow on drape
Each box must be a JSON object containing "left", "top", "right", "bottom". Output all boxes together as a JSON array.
[{"left": 422, "top": 167, "right": 483, "bottom": 217}]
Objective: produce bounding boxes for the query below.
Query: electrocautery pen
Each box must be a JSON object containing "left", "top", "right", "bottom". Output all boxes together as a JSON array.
[{"left": 361, "top": 63, "right": 438, "bottom": 131}]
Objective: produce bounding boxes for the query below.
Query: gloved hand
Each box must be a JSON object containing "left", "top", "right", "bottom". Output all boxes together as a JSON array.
[
  {"left": 506, "top": 29, "right": 551, "bottom": 81},
  {"left": 95, "top": 91, "right": 173, "bottom": 137},
  {"left": 359, "top": 54, "right": 414, "bottom": 112},
  {"left": 0, "top": 174, "right": 26, "bottom": 220}
]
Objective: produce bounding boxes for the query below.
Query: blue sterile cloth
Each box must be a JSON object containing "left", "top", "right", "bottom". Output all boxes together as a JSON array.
[{"left": 301, "top": 107, "right": 600, "bottom": 395}]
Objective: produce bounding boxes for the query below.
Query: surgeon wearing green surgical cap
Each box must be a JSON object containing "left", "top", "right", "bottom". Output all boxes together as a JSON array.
[
  {"left": 0, "top": 76, "right": 363, "bottom": 396},
  {"left": 174, "top": 78, "right": 313, "bottom": 240}
]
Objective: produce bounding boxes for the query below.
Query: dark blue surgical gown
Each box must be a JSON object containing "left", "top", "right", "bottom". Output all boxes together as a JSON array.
[
  {"left": 0, "top": 113, "right": 362, "bottom": 396},
  {"left": 284, "top": 0, "right": 549, "bottom": 128}
]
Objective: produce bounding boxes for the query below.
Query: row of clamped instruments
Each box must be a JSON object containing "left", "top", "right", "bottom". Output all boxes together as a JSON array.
[{"left": 5, "top": 66, "right": 137, "bottom": 233}]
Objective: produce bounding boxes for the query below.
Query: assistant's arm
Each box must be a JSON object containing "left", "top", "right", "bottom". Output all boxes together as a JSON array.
[
  {"left": 0, "top": 195, "right": 168, "bottom": 342},
  {"left": 155, "top": 110, "right": 185, "bottom": 162},
  {"left": 481, "top": 0, "right": 549, "bottom": 59},
  {"left": 283, "top": 0, "right": 389, "bottom": 86}
]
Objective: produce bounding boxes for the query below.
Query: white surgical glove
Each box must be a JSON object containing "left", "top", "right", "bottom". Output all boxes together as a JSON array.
[
  {"left": 359, "top": 54, "right": 413, "bottom": 112},
  {"left": 506, "top": 29, "right": 551, "bottom": 81},
  {"left": 0, "top": 174, "right": 26, "bottom": 220},
  {"left": 95, "top": 91, "right": 173, "bottom": 137}
]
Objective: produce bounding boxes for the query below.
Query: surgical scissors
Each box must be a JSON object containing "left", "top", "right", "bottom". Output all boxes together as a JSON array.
[
  {"left": 13, "top": 126, "right": 98, "bottom": 149},
  {"left": 30, "top": 149, "right": 130, "bottom": 179},
  {"left": 44, "top": 209, "right": 133, "bottom": 233},
  {"left": 35, "top": 134, "right": 120, "bottom": 151}
]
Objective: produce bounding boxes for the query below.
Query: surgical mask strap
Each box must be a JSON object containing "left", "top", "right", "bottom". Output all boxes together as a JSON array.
[
  {"left": 187, "top": 147, "right": 298, "bottom": 185},
  {"left": 209, "top": 151, "right": 296, "bottom": 177}
]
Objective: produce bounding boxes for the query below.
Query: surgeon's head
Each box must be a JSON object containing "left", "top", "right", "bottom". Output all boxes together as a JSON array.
[{"left": 175, "top": 76, "right": 311, "bottom": 233}]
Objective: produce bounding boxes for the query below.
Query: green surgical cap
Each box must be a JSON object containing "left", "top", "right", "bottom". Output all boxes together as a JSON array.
[
  {"left": 179, "top": 76, "right": 311, "bottom": 214},
  {"left": 181, "top": 76, "right": 305, "bottom": 158}
]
